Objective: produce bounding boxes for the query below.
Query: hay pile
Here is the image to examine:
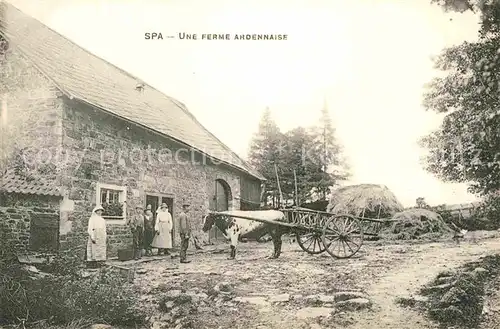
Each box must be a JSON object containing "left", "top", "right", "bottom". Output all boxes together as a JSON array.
[
  {"left": 381, "top": 208, "right": 455, "bottom": 240},
  {"left": 327, "top": 184, "right": 404, "bottom": 218}
]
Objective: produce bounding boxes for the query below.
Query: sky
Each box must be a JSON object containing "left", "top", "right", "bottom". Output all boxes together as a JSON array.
[{"left": 6, "top": 0, "right": 482, "bottom": 207}]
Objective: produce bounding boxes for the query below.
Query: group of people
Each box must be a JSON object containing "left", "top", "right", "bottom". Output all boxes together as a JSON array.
[{"left": 86, "top": 202, "right": 193, "bottom": 268}]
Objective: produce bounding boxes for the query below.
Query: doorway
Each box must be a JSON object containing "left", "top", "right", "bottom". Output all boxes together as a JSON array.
[
  {"left": 145, "top": 194, "right": 175, "bottom": 246},
  {"left": 209, "top": 179, "right": 231, "bottom": 242}
]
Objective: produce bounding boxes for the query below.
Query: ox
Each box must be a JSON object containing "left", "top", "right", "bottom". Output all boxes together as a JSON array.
[{"left": 201, "top": 210, "right": 289, "bottom": 259}]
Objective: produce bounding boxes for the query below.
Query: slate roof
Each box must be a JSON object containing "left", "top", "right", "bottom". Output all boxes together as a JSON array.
[
  {"left": 0, "top": 2, "right": 265, "bottom": 181},
  {"left": 0, "top": 170, "right": 62, "bottom": 197}
]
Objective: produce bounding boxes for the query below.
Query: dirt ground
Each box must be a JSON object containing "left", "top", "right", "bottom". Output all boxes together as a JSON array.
[{"left": 119, "top": 231, "right": 500, "bottom": 329}]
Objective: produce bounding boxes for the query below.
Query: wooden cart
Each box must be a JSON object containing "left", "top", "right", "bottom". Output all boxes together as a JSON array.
[{"left": 208, "top": 207, "right": 399, "bottom": 259}]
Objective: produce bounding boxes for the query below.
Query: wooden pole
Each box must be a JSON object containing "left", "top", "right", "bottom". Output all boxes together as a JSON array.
[
  {"left": 293, "top": 169, "right": 299, "bottom": 206},
  {"left": 274, "top": 163, "right": 284, "bottom": 208}
]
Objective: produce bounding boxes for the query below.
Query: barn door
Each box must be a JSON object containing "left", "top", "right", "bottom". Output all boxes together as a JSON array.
[
  {"left": 216, "top": 180, "right": 229, "bottom": 211},
  {"left": 209, "top": 180, "right": 229, "bottom": 241}
]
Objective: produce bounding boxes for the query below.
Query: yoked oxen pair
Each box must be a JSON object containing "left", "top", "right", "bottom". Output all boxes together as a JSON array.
[{"left": 201, "top": 210, "right": 290, "bottom": 259}]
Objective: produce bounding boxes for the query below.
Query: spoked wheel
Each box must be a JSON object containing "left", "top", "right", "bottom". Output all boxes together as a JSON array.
[
  {"left": 322, "top": 215, "right": 363, "bottom": 259},
  {"left": 296, "top": 230, "right": 327, "bottom": 254}
]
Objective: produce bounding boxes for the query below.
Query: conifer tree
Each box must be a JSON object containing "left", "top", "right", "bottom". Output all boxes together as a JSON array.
[{"left": 248, "top": 107, "right": 285, "bottom": 206}]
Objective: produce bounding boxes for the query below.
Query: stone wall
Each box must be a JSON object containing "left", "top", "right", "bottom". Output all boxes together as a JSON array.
[
  {"left": 0, "top": 45, "right": 63, "bottom": 177},
  {"left": 59, "top": 99, "right": 243, "bottom": 253},
  {"left": 0, "top": 44, "right": 64, "bottom": 255},
  {"left": 0, "top": 193, "right": 61, "bottom": 253}
]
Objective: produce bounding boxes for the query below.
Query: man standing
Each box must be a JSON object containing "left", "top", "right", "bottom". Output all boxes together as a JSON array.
[
  {"left": 127, "top": 205, "right": 145, "bottom": 260},
  {"left": 143, "top": 204, "right": 155, "bottom": 256},
  {"left": 178, "top": 203, "right": 191, "bottom": 263}
]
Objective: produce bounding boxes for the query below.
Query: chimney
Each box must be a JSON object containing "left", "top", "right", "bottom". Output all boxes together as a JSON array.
[{"left": 135, "top": 82, "right": 145, "bottom": 92}]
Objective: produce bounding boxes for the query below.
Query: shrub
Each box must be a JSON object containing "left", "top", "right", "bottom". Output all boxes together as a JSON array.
[
  {"left": 476, "top": 193, "right": 500, "bottom": 230},
  {"left": 0, "top": 253, "right": 148, "bottom": 327},
  {"left": 434, "top": 197, "right": 500, "bottom": 231}
]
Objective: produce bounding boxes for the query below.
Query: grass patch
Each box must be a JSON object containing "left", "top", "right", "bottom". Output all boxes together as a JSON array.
[
  {"left": 0, "top": 249, "right": 149, "bottom": 328},
  {"left": 398, "top": 254, "right": 500, "bottom": 328}
]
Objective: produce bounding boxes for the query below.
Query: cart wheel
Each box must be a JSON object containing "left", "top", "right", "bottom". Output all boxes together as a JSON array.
[
  {"left": 322, "top": 215, "right": 363, "bottom": 259},
  {"left": 296, "top": 230, "right": 326, "bottom": 254}
]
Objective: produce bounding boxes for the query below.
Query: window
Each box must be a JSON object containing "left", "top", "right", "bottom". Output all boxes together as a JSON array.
[{"left": 96, "top": 183, "right": 127, "bottom": 224}]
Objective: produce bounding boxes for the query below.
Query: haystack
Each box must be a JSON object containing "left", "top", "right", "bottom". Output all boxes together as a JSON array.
[
  {"left": 327, "top": 184, "right": 404, "bottom": 218},
  {"left": 381, "top": 208, "right": 455, "bottom": 240}
]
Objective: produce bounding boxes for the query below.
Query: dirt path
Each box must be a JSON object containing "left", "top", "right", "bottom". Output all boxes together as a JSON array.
[
  {"left": 346, "top": 239, "right": 500, "bottom": 329},
  {"left": 131, "top": 235, "right": 500, "bottom": 329}
]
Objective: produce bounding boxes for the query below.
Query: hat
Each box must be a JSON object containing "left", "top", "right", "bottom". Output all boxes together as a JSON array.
[
  {"left": 93, "top": 205, "right": 104, "bottom": 213},
  {"left": 160, "top": 203, "right": 168, "bottom": 208},
  {"left": 136, "top": 204, "right": 144, "bottom": 209},
  {"left": 183, "top": 202, "right": 190, "bottom": 207},
  {"left": 146, "top": 204, "right": 152, "bottom": 210}
]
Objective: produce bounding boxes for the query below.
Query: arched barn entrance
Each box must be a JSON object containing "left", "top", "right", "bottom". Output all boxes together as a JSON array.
[{"left": 209, "top": 179, "right": 232, "bottom": 242}]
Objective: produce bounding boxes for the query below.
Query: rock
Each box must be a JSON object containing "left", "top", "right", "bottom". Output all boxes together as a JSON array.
[
  {"left": 305, "top": 294, "right": 320, "bottom": 302},
  {"left": 474, "top": 267, "right": 489, "bottom": 277},
  {"left": 175, "top": 293, "right": 193, "bottom": 304},
  {"left": 241, "top": 275, "right": 252, "bottom": 281},
  {"left": 79, "top": 270, "right": 94, "bottom": 278},
  {"left": 218, "top": 282, "right": 233, "bottom": 292},
  {"left": 235, "top": 296, "right": 270, "bottom": 306},
  {"left": 136, "top": 268, "right": 148, "bottom": 274},
  {"left": 292, "top": 294, "right": 303, "bottom": 300},
  {"left": 165, "top": 301, "right": 175, "bottom": 310},
  {"left": 436, "top": 270, "right": 454, "bottom": 278},
  {"left": 197, "top": 292, "right": 209, "bottom": 299},
  {"left": 150, "top": 321, "right": 162, "bottom": 329},
  {"left": 440, "top": 287, "right": 466, "bottom": 305},
  {"left": 336, "top": 298, "right": 372, "bottom": 311},
  {"left": 220, "top": 292, "right": 234, "bottom": 301},
  {"left": 296, "top": 307, "right": 334, "bottom": 319},
  {"left": 413, "top": 295, "right": 429, "bottom": 303},
  {"left": 434, "top": 276, "right": 454, "bottom": 285},
  {"left": 90, "top": 325, "right": 113, "bottom": 329},
  {"left": 432, "top": 305, "right": 464, "bottom": 320},
  {"left": 269, "top": 293, "right": 290, "bottom": 303},
  {"left": 165, "top": 290, "right": 182, "bottom": 299},
  {"left": 318, "top": 295, "right": 336, "bottom": 303},
  {"left": 422, "top": 283, "right": 453, "bottom": 294},
  {"left": 333, "top": 291, "right": 369, "bottom": 302},
  {"left": 159, "top": 313, "right": 172, "bottom": 322}
]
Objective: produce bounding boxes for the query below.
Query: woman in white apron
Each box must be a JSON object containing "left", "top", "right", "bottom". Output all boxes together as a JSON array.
[
  {"left": 151, "top": 203, "right": 173, "bottom": 255},
  {"left": 87, "top": 205, "right": 107, "bottom": 268}
]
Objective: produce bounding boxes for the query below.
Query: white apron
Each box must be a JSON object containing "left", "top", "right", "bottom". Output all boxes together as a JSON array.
[
  {"left": 151, "top": 210, "right": 173, "bottom": 249},
  {"left": 87, "top": 213, "right": 107, "bottom": 261}
]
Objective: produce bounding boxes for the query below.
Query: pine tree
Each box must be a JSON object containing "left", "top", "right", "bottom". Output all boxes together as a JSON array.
[
  {"left": 281, "top": 127, "right": 318, "bottom": 205},
  {"left": 248, "top": 107, "right": 285, "bottom": 207},
  {"left": 309, "top": 99, "right": 350, "bottom": 200}
]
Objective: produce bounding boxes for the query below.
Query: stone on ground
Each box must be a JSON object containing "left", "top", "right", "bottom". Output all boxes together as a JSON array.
[
  {"left": 269, "top": 293, "right": 290, "bottom": 303},
  {"left": 336, "top": 298, "right": 372, "bottom": 311},
  {"left": 333, "top": 291, "right": 369, "bottom": 302}
]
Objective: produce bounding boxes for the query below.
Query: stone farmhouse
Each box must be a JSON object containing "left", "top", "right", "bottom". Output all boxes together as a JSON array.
[{"left": 0, "top": 2, "right": 265, "bottom": 257}]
